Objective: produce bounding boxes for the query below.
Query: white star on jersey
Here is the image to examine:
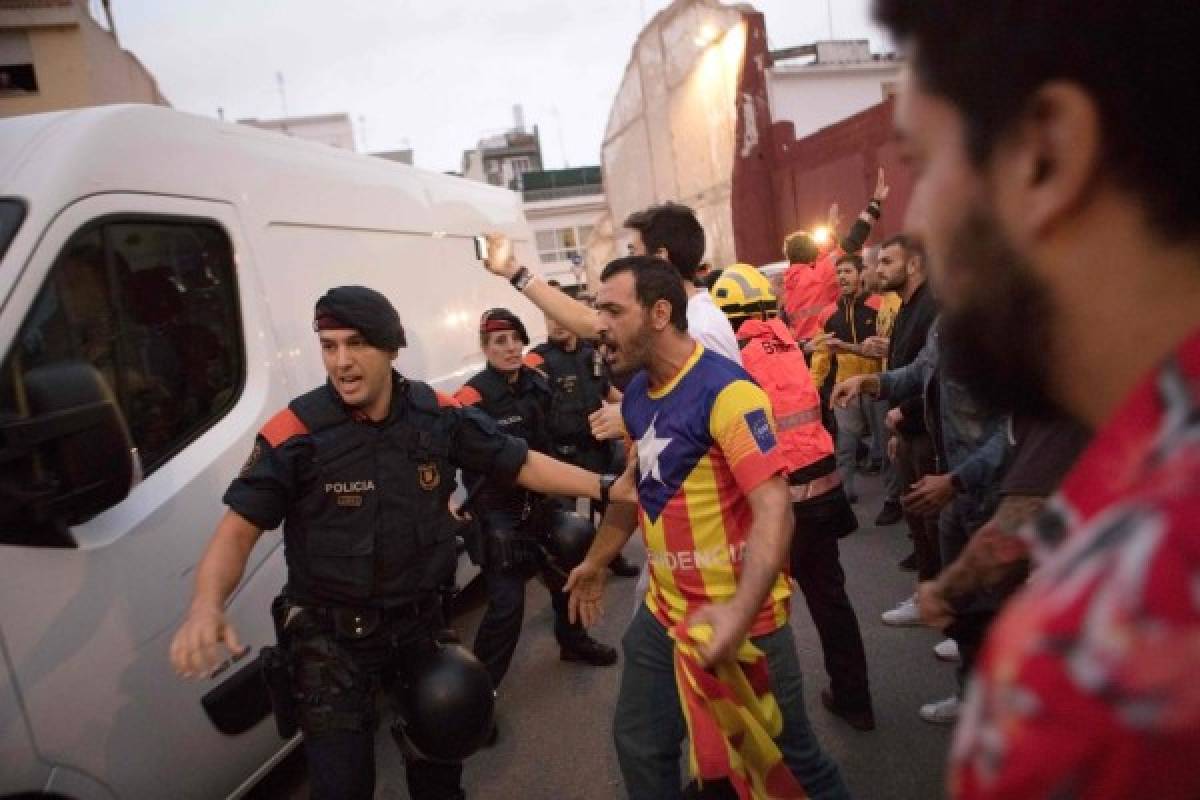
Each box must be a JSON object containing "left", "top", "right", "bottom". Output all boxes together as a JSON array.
[{"left": 637, "top": 415, "right": 672, "bottom": 484}]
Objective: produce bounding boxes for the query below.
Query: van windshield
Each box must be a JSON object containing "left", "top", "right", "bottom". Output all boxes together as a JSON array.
[{"left": 0, "top": 199, "right": 24, "bottom": 263}]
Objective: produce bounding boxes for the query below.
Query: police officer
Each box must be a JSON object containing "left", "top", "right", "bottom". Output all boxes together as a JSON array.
[
  {"left": 713, "top": 265, "right": 875, "bottom": 731},
  {"left": 169, "top": 287, "right": 628, "bottom": 800},
  {"left": 526, "top": 287, "right": 639, "bottom": 577},
  {"left": 454, "top": 308, "right": 618, "bottom": 697}
]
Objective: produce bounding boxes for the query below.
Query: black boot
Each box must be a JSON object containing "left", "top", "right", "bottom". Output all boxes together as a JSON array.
[
  {"left": 875, "top": 499, "right": 904, "bottom": 526},
  {"left": 560, "top": 634, "right": 618, "bottom": 666}
]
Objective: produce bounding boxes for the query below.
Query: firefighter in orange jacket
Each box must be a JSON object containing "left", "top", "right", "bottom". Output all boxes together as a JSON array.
[
  {"left": 713, "top": 264, "right": 876, "bottom": 731},
  {"left": 782, "top": 167, "right": 890, "bottom": 351}
]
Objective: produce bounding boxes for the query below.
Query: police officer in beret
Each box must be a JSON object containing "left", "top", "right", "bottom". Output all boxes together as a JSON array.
[
  {"left": 170, "top": 287, "right": 630, "bottom": 800},
  {"left": 527, "top": 286, "right": 638, "bottom": 576},
  {"left": 454, "top": 308, "right": 618, "bottom": 701}
]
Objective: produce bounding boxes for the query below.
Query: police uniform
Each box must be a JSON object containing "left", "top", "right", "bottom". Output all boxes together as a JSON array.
[
  {"left": 456, "top": 311, "right": 616, "bottom": 690},
  {"left": 527, "top": 339, "right": 611, "bottom": 473},
  {"left": 226, "top": 370, "right": 523, "bottom": 800}
]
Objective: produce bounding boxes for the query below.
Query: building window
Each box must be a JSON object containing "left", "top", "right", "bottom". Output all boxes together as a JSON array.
[
  {"left": 536, "top": 225, "right": 592, "bottom": 266},
  {"left": 0, "top": 218, "right": 245, "bottom": 478},
  {"left": 0, "top": 31, "right": 38, "bottom": 93}
]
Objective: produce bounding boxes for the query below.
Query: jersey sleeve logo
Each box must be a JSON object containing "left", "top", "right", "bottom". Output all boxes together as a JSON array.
[{"left": 744, "top": 408, "right": 777, "bottom": 454}]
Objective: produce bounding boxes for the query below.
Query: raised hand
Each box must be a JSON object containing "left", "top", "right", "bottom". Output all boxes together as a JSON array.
[
  {"left": 874, "top": 167, "right": 890, "bottom": 202},
  {"left": 482, "top": 232, "right": 519, "bottom": 278}
]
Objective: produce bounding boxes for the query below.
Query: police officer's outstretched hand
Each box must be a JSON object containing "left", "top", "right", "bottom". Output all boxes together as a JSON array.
[
  {"left": 170, "top": 607, "right": 246, "bottom": 680},
  {"left": 565, "top": 559, "right": 608, "bottom": 628}
]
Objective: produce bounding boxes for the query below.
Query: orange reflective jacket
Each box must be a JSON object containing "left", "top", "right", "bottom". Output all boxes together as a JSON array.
[
  {"left": 782, "top": 251, "right": 839, "bottom": 342},
  {"left": 737, "top": 318, "right": 834, "bottom": 472}
]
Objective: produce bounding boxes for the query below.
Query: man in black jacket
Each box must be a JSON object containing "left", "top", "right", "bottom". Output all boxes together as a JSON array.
[{"left": 861, "top": 235, "right": 940, "bottom": 621}]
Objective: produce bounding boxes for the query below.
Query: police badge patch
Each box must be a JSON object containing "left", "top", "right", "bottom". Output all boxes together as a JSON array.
[{"left": 418, "top": 462, "right": 440, "bottom": 491}]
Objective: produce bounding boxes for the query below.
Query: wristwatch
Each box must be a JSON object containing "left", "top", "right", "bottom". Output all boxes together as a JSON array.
[
  {"left": 598, "top": 473, "right": 618, "bottom": 506},
  {"left": 509, "top": 266, "right": 533, "bottom": 292}
]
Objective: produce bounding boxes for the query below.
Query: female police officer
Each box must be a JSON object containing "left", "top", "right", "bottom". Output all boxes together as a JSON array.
[
  {"left": 455, "top": 308, "right": 617, "bottom": 699},
  {"left": 170, "top": 287, "right": 629, "bottom": 800}
]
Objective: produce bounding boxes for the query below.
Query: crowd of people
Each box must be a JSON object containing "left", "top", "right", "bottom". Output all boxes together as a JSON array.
[{"left": 170, "top": 2, "right": 1199, "bottom": 798}]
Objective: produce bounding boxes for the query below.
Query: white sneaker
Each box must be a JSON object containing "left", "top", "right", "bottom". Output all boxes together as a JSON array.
[
  {"left": 919, "top": 695, "right": 961, "bottom": 725},
  {"left": 881, "top": 595, "right": 922, "bottom": 626},
  {"left": 933, "top": 638, "right": 961, "bottom": 662}
]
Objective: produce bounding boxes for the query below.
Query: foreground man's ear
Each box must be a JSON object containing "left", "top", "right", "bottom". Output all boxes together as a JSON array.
[{"left": 993, "top": 81, "right": 1102, "bottom": 244}]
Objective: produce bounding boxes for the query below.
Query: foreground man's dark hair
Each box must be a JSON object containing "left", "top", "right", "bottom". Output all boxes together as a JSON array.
[{"left": 874, "top": 0, "right": 1200, "bottom": 242}]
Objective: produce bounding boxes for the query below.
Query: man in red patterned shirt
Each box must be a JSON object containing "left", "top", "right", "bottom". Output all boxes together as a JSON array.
[{"left": 874, "top": 1, "right": 1200, "bottom": 797}]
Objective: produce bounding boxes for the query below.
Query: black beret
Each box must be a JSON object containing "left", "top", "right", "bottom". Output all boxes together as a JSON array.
[{"left": 314, "top": 286, "right": 406, "bottom": 350}]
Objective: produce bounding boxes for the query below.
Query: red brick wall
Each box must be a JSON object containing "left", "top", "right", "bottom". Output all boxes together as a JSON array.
[
  {"left": 733, "top": 91, "right": 914, "bottom": 265},
  {"left": 729, "top": 12, "right": 780, "bottom": 267}
]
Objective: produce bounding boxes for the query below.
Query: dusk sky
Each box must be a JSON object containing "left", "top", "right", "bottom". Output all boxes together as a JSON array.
[{"left": 106, "top": 0, "right": 888, "bottom": 173}]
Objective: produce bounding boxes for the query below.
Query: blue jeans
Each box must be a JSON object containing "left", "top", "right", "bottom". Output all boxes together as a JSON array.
[
  {"left": 833, "top": 397, "right": 870, "bottom": 499},
  {"left": 613, "top": 606, "right": 850, "bottom": 800}
]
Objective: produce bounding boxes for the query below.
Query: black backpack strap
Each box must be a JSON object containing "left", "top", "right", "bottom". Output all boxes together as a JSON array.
[
  {"left": 466, "top": 369, "right": 507, "bottom": 407},
  {"left": 288, "top": 384, "right": 346, "bottom": 434},
  {"left": 395, "top": 380, "right": 450, "bottom": 462},
  {"left": 404, "top": 379, "right": 439, "bottom": 414}
]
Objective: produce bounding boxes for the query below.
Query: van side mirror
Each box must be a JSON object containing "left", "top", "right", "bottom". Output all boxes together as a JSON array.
[{"left": 0, "top": 362, "right": 135, "bottom": 539}]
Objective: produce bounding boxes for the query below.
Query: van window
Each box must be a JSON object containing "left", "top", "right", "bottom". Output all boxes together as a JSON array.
[
  {"left": 0, "top": 218, "right": 244, "bottom": 485},
  {"left": 0, "top": 198, "right": 23, "bottom": 260}
]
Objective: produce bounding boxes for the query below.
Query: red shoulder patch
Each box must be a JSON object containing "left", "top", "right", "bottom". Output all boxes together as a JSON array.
[
  {"left": 260, "top": 408, "right": 309, "bottom": 448},
  {"left": 523, "top": 352, "right": 545, "bottom": 369},
  {"left": 435, "top": 390, "right": 461, "bottom": 409},
  {"left": 454, "top": 385, "right": 483, "bottom": 407}
]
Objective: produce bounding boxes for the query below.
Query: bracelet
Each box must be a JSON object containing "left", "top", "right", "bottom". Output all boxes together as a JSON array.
[
  {"left": 866, "top": 200, "right": 882, "bottom": 220},
  {"left": 509, "top": 266, "right": 533, "bottom": 291}
]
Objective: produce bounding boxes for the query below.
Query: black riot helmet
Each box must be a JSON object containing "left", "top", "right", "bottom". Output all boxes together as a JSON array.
[
  {"left": 543, "top": 510, "right": 596, "bottom": 576},
  {"left": 390, "top": 641, "right": 495, "bottom": 763}
]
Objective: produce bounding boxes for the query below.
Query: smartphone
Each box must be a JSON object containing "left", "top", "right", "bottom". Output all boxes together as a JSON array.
[{"left": 473, "top": 235, "right": 490, "bottom": 262}]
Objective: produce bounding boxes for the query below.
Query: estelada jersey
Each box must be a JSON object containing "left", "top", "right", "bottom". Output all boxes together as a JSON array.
[{"left": 622, "top": 344, "right": 792, "bottom": 636}]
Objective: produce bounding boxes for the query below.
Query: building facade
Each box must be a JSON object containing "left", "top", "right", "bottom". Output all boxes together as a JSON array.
[
  {"left": 766, "top": 40, "right": 902, "bottom": 140},
  {"left": 461, "top": 105, "right": 544, "bottom": 191},
  {"left": 521, "top": 166, "right": 606, "bottom": 288},
  {"left": 599, "top": 0, "right": 911, "bottom": 270},
  {"left": 0, "top": 0, "right": 168, "bottom": 118}
]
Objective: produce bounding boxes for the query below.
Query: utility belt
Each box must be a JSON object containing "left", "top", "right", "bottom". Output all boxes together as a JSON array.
[
  {"left": 294, "top": 597, "right": 437, "bottom": 640},
  {"left": 479, "top": 496, "right": 556, "bottom": 573},
  {"left": 483, "top": 526, "right": 549, "bottom": 572},
  {"left": 260, "top": 593, "right": 438, "bottom": 740}
]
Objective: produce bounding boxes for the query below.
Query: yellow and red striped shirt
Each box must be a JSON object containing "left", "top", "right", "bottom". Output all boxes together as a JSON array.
[{"left": 622, "top": 344, "right": 792, "bottom": 636}]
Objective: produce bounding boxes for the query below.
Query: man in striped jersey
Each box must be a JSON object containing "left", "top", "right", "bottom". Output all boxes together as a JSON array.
[{"left": 564, "top": 257, "right": 848, "bottom": 799}]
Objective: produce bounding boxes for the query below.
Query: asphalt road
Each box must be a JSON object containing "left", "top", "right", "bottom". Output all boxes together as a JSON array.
[{"left": 248, "top": 472, "right": 957, "bottom": 799}]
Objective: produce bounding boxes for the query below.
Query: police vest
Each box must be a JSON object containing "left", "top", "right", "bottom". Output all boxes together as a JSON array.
[
  {"left": 464, "top": 366, "right": 552, "bottom": 512},
  {"left": 531, "top": 342, "right": 606, "bottom": 445},
  {"left": 738, "top": 318, "right": 835, "bottom": 475},
  {"left": 284, "top": 380, "right": 457, "bottom": 608}
]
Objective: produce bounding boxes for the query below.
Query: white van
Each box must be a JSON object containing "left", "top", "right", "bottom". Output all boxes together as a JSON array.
[{"left": 0, "top": 104, "right": 547, "bottom": 799}]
